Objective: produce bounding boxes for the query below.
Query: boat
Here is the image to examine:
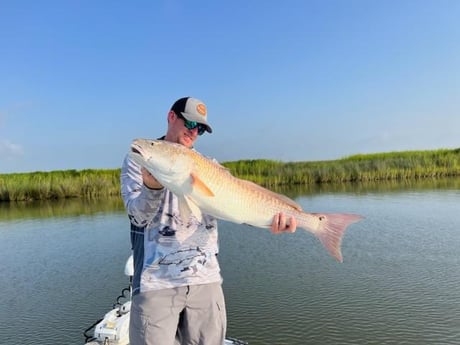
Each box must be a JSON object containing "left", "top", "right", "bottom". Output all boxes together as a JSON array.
[{"left": 83, "top": 256, "right": 247, "bottom": 345}]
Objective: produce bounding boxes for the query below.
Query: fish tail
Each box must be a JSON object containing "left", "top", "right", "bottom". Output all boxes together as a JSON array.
[{"left": 307, "top": 213, "right": 363, "bottom": 263}]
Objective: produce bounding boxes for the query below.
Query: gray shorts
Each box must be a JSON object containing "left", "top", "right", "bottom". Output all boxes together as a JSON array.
[{"left": 129, "top": 282, "right": 226, "bottom": 345}]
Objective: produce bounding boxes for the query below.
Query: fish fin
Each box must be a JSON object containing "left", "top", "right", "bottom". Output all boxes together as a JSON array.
[
  {"left": 215, "top": 161, "right": 231, "bottom": 173},
  {"left": 177, "top": 196, "right": 192, "bottom": 222},
  {"left": 239, "top": 180, "right": 302, "bottom": 211},
  {"left": 191, "top": 173, "right": 215, "bottom": 197},
  {"left": 178, "top": 196, "right": 203, "bottom": 223},
  {"left": 309, "top": 213, "right": 363, "bottom": 263}
]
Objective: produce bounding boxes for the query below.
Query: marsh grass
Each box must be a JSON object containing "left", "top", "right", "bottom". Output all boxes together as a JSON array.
[
  {"left": 0, "top": 169, "right": 120, "bottom": 201},
  {"left": 222, "top": 148, "right": 460, "bottom": 187},
  {"left": 1, "top": 148, "right": 459, "bottom": 201}
]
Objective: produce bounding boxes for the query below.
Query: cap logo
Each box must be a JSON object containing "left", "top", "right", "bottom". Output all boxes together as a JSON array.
[{"left": 196, "top": 103, "right": 207, "bottom": 116}]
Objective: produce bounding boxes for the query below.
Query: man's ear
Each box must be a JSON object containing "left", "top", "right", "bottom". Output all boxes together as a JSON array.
[{"left": 167, "top": 110, "right": 176, "bottom": 123}]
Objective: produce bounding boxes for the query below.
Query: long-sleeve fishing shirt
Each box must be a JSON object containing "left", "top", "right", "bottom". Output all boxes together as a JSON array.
[{"left": 120, "top": 153, "right": 222, "bottom": 296}]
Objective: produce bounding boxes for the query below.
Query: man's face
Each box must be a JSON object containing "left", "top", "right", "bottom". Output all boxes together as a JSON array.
[{"left": 166, "top": 112, "right": 201, "bottom": 148}]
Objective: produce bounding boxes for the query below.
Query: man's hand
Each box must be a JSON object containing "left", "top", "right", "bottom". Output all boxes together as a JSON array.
[
  {"left": 141, "top": 167, "right": 163, "bottom": 190},
  {"left": 271, "top": 212, "right": 297, "bottom": 234}
]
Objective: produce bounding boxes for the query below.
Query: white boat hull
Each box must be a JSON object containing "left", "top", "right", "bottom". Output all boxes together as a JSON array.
[
  {"left": 85, "top": 305, "right": 245, "bottom": 345},
  {"left": 83, "top": 255, "right": 247, "bottom": 345}
]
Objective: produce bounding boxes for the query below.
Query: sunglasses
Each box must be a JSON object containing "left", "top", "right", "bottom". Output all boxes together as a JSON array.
[{"left": 176, "top": 113, "right": 207, "bottom": 135}]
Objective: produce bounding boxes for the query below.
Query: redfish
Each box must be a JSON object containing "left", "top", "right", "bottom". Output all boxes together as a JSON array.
[{"left": 130, "top": 139, "right": 363, "bottom": 262}]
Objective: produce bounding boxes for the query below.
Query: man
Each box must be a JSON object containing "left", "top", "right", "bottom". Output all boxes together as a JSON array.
[{"left": 120, "top": 96, "right": 297, "bottom": 345}]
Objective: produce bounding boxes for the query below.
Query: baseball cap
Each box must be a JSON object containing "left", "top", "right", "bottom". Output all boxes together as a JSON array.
[{"left": 170, "top": 97, "right": 213, "bottom": 133}]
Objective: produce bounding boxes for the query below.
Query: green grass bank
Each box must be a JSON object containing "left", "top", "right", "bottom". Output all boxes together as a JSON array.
[{"left": 1, "top": 148, "right": 459, "bottom": 202}]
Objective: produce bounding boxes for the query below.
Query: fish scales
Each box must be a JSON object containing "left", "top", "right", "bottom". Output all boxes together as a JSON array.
[{"left": 190, "top": 150, "right": 298, "bottom": 226}]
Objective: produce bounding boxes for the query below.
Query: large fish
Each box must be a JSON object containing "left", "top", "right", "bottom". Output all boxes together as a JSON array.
[{"left": 129, "top": 139, "right": 363, "bottom": 262}]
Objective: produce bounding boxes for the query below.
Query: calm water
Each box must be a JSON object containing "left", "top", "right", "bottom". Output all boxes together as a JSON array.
[{"left": 1, "top": 179, "right": 459, "bottom": 345}]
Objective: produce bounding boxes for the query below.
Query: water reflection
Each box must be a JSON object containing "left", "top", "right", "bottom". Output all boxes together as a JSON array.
[
  {"left": 267, "top": 176, "right": 459, "bottom": 198},
  {"left": 0, "top": 196, "right": 125, "bottom": 221},
  {"left": 0, "top": 177, "right": 458, "bottom": 221}
]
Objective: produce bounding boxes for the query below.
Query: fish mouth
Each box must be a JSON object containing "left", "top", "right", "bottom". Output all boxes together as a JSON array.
[
  {"left": 130, "top": 144, "right": 145, "bottom": 162},
  {"left": 131, "top": 146, "right": 142, "bottom": 155}
]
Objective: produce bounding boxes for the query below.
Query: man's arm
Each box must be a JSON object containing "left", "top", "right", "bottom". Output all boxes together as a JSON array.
[{"left": 120, "top": 154, "right": 164, "bottom": 227}]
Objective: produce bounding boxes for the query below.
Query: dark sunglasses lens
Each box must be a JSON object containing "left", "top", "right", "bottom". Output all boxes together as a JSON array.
[
  {"left": 184, "top": 120, "right": 195, "bottom": 130},
  {"left": 181, "top": 116, "right": 206, "bottom": 135},
  {"left": 180, "top": 116, "right": 194, "bottom": 129},
  {"left": 197, "top": 125, "right": 206, "bottom": 135}
]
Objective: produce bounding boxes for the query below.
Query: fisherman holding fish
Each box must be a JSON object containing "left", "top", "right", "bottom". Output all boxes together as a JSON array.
[{"left": 120, "top": 97, "right": 297, "bottom": 345}]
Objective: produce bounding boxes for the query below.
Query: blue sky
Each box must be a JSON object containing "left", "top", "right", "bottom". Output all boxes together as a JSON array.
[{"left": 1, "top": 0, "right": 459, "bottom": 173}]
